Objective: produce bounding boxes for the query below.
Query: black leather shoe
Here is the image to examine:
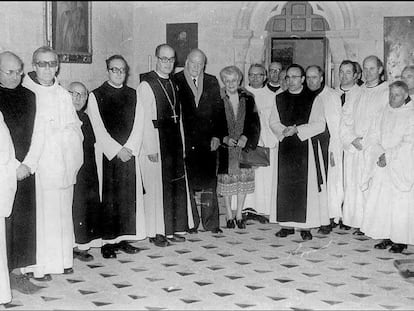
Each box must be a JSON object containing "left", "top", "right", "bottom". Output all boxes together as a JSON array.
[
  {"left": 64, "top": 268, "right": 74, "bottom": 274},
  {"left": 236, "top": 219, "right": 246, "bottom": 229},
  {"left": 73, "top": 249, "right": 94, "bottom": 262},
  {"left": 167, "top": 234, "right": 186, "bottom": 243},
  {"left": 300, "top": 230, "right": 313, "bottom": 241},
  {"left": 149, "top": 234, "right": 170, "bottom": 247},
  {"left": 352, "top": 228, "right": 364, "bottom": 235},
  {"left": 317, "top": 225, "right": 332, "bottom": 235},
  {"left": 339, "top": 220, "right": 351, "bottom": 230},
  {"left": 116, "top": 241, "right": 140, "bottom": 254},
  {"left": 226, "top": 219, "right": 235, "bottom": 229},
  {"left": 275, "top": 228, "right": 295, "bottom": 237},
  {"left": 101, "top": 244, "right": 117, "bottom": 259},
  {"left": 187, "top": 228, "right": 198, "bottom": 234},
  {"left": 374, "top": 239, "right": 393, "bottom": 249},
  {"left": 389, "top": 243, "right": 407, "bottom": 253},
  {"left": 211, "top": 227, "right": 223, "bottom": 234},
  {"left": 330, "top": 218, "right": 338, "bottom": 229}
]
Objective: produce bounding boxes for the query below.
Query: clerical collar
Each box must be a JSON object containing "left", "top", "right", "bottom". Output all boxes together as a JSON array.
[
  {"left": 107, "top": 81, "right": 123, "bottom": 89},
  {"left": 155, "top": 70, "right": 169, "bottom": 80},
  {"left": 339, "top": 85, "right": 353, "bottom": 92},
  {"left": 365, "top": 80, "right": 385, "bottom": 88}
]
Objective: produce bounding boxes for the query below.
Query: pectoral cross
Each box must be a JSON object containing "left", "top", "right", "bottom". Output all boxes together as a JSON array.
[{"left": 171, "top": 113, "right": 178, "bottom": 123}]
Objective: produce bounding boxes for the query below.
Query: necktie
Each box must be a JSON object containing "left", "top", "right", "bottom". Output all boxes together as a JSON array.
[
  {"left": 340, "top": 92, "right": 346, "bottom": 106},
  {"left": 193, "top": 78, "right": 197, "bottom": 89}
]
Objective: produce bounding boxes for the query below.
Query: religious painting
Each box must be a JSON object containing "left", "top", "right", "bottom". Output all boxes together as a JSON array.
[
  {"left": 45, "top": 1, "right": 92, "bottom": 63},
  {"left": 271, "top": 40, "right": 295, "bottom": 69},
  {"left": 166, "top": 23, "right": 198, "bottom": 67},
  {"left": 384, "top": 16, "right": 414, "bottom": 82}
]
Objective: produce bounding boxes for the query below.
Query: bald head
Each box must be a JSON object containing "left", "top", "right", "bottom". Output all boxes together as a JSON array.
[
  {"left": 0, "top": 51, "right": 24, "bottom": 89},
  {"left": 68, "top": 81, "right": 88, "bottom": 111},
  {"left": 185, "top": 48, "right": 206, "bottom": 78}
]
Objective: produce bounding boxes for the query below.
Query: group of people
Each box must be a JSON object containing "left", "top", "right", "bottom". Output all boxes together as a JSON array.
[{"left": 0, "top": 42, "right": 413, "bottom": 305}]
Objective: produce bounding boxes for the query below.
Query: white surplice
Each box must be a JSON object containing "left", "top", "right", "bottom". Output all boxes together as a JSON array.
[
  {"left": 361, "top": 100, "right": 414, "bottom": 244},
  {"left": 244, "top": 86, "right": 278, "bottom": 216},
  {"left": 0, "top": 111, "right": 18, "bottom": 304},
  {"left": 87, "top": 87, "right": 146, "bottom": 243},
  {"left": 136, "top": 80, "right": 193, "bottom": 237},
  {"left": 269, "top": 92, "right": 329, "bottom": 228},
  {"left": 340, "top": 82, "right": 388, "bottom": 228},
  {"left": 20, "top": 76, "right": 83, "bottom": 278}
]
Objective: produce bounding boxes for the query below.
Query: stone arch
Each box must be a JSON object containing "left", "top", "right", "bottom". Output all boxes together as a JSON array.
[{"left": 233, "top": 1, "right": 359, "bottom": 87}]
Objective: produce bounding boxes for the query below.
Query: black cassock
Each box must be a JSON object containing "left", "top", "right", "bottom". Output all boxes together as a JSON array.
[
  {"left": 0, "top": 84, "right": 36, "bottom": 270},
  {"left": 72, "top": 109, "right": 101, "bottom": 244},
  {"left": 140, "top": 71, "right": 188, "bottom": 236},
  {"left": 93, "top": 82, "right": 137, "bottom": 240}
]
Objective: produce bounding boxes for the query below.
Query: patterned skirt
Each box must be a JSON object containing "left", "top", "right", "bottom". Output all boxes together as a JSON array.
[{"left": 217, "top": 168, "right": 255, "bottom": 196}]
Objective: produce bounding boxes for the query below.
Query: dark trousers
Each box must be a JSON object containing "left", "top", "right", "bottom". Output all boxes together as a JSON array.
[
  {"left": 163, "top": 177, "right": 188, "bottom": 236},
  {"left": 189, "top": 184, "right": 220, "bottom": 231}
]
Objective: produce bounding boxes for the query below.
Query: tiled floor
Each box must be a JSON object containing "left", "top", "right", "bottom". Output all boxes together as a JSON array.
[{"left": 2, "top": 220, "right": 414, "bottom": 310}]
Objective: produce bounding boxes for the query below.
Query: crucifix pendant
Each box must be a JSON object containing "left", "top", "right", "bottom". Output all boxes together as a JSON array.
[{"left": 171, "top": 113, "right": 178, "bottom": 123}]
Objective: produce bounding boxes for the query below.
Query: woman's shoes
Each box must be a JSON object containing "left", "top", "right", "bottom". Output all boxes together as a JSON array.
[
  {"left": 226, "top": 219, "right": 235, "bottom": 229},
  {"left": 374, "top": 239, "right": 393, "bottom": 249},
  {"left": 236, "top": 219, "right": 246, "bottom": 229}
]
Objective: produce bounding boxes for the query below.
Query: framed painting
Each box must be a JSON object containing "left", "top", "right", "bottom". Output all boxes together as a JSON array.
[
  {"left": 384, "top": 16, "right": 414, "bottom": 82},
  {"left": 166, "top": 23, "right": 198, "bottom": 67},
  {"left": 45, "top": 1, "right": 92, "bottom": 63},
  {"left": 271, "top": 40, "right": 295, "bottom": 69}
]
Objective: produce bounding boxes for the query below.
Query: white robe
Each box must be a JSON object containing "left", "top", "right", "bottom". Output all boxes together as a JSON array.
[
  {"left": 340, "top": 82, "right": 388, "bottom": 228},
  {"left": 244, "top": 86, "right": 278, "bottom": 216},
  {"left": 21, "top": 76, "right": 83, "bottom": 278},
  {"left": 0, "top": 112, "right": 18, "bottom": 304},
  {"left": 136, "top": 80, "right": 193, "bottom": 237},
  {"left": 87, "top": 87, "right": 146, "bottom": 243},
  {"left": 361, "top": 101, "right": 414, "bottom": 244},
  {"left": 297, "top": 86, "right": 344, "bottom": 220},
  {"left": 269, "top": 92, "right": 329, "bottom": 228}
]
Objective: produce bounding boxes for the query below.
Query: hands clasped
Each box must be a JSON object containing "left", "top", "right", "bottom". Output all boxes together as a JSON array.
[
  {"left": 282, "top": 125, "right": 298, "bottom": 137},
  {"left": 223, "top": 135, "right": 247, "bottom": 148},
  {"left": 16, "top": 163, "right": 31, "bottom": 181},
  {"left": 117, "top": 147, "right": 133, "bottom": 162},
  {"left": 351, "top": 137, "right": 363, "bottom": 151}
]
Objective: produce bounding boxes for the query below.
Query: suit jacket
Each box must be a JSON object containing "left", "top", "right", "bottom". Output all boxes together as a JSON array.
[{"left": 174, "top": 70, "right": 227, "bottom": 188}]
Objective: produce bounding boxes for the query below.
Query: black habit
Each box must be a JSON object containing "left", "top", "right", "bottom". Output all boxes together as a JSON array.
[
  {"left": 140, "top": 71, "right": 188, "bottom": 236},
  {"left": 0, "top": 84, "right": 37, "bottom": 270},
  {"left": 93, "top": 82, "right": 137, "bottom": 240},
  {"left": 174, "top": 71, "right": 227, "bottom": 231},
  {"left": 73, "top": 109, "right": 101, "bottom": 244}
]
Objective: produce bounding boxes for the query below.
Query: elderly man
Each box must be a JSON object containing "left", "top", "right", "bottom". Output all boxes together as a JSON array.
[
  {"left": 0, "top": 51, "right": 41, "bottom": 294},
  {"left": 174, "top": 48, "right": 226, "bottom": 234},
  {"left": 88, "top": 55, "right": 145, "bottom": 258},
  {"left": 269, "top": 64, "right": 327, "bottom": 241},
  {"left": 138, "top": 44, "right": 190, "bottom": 244},
  {"left": 266, "top": 61, "right": 284, "bottom": 94},
  {"left": 244, "top": 63, "right": 278, "bottom": 218},
  {"left": 20, "top": 46, "right": 83, "bottom": 280},
  {"left": 340, "top": 55, "right": 389, "bottom": 236}
]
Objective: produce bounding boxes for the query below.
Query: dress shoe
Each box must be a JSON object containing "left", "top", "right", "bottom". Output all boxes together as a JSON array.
[
  {"left": 211, "top": 227, "right": 223, "bottom": 234},
  {"left": 167, "top": 234, "right": 186, "bottom": 243},
  {"left": 10, "top": 273, "right": 44, "bottom": 294},
  {"left": 63, "top": 268, "right": 74, "bottom": 274},
  {"left": 374, "top": 239, "right": 393, "bottom": 249},
  {"left": 329, "top": 218, "right": 338, "bottom": 229},
  {"left": 226, "top": 219, "right": 235, "bottom": 229},
  {"left": 339, "top": 220, "right": 351, "bottom": 230},
  {"left": 352, "top": 228, "right": 364, "bottom": 235},
  {"left": 73, "top": 249, "right": 94, "bottom": 262},
  {"left": 275, "top": 228, "right": 295, "bottom": 237},
  {"left": 187, "top": 227, "right": 198, "bottom": 234},
  {"left": 300, "top": 230, "right": 313, "bottom": 241},
  {"left": 101, "top": 244, "right": 117, "bottom": 259},
  {"left": 116, "top": 241, "right": 140, "bottom": 254},
  {"left": 236, "top": 219, "right": 246, "bottom": 229},
  {"left": 149, "top": 234, "right": 170, "bottom": 247},
  {"left": 317, "top": 225, "right": 332, "bottom": 235},
  {"left": 389, "top": 243, "right": 407, "bottom": 253},
  {"left": 24, "top": 272, "right": 52, "bottom": 282}
]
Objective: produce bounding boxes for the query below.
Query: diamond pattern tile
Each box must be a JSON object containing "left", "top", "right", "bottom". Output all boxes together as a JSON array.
[{"left": 3, "top": 221, "right": 414, "bottom": 310}]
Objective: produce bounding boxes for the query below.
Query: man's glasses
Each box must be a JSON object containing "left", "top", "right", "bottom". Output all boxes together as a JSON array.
[
  {"left": 269, "top": 69, "right": 281, "bottom": 73},
  {"left": 158, "top": 57, "right": 175, "bottom": 63},
  {"left": 109, "top": 67, "right": 127, "bottom": 74},
  {"left": 69, "top": 90, "right": 87, "bottom": 98},
  {"left": 35, "top": 61, "right": 58, "bottom": 68},
  {"left": 249, "top": 73, "right": 265, "bottom": 77},
  {"left": 0, "top": 68, "right": 24, "bottom": 76}
]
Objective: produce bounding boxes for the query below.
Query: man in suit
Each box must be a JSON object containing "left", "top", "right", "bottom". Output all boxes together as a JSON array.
[{"left": 174, "top": 48, "right": 227, "bottom": 234}]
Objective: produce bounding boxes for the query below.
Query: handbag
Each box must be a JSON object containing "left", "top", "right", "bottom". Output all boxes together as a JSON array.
[{"left": 239, "top": 146, "right": 270, "bottom": 167}]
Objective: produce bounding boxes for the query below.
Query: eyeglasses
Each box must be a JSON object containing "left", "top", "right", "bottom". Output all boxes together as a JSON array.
[
  {"left": 269, "top": 69, "right": 281, "bottom": 73},
  {"left": 158, "top": 56, "right": 175, "bottom": 63},
  {"left": 285, "top": 75, "right": 302, "bottom": 80},
  {"left": 0, "top": 68, "right": 24, "bottom": 76},
  {"left": 109, "top": 67, "right": 127, "bottom": 74},
  {"left": 69, "top": 90, "right": 87, "bottom": 98},
  {"left": 35, "top": 61, "right": 58, "bottom": 68},
  {"left": 248, "top": 73, "right": 265, "bottom": 77}
]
